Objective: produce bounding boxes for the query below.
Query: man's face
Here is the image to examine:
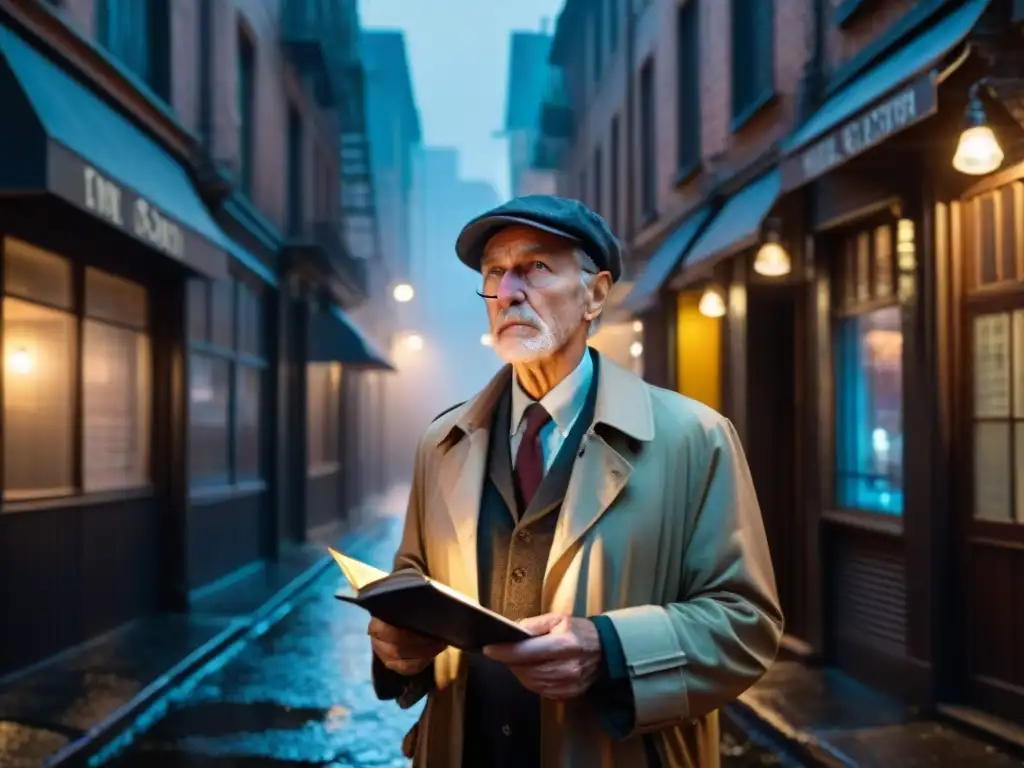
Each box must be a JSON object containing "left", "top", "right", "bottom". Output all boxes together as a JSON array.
[{"left": 480, "top": 225, "right": 605, "bottom": 364}]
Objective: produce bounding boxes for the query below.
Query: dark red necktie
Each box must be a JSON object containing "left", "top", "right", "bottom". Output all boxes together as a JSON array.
[{"left": 514, "top": 403, "right": 551, "bottom": 511}]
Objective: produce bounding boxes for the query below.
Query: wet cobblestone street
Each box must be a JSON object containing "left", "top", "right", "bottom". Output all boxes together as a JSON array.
[{"left": 103, "top": 510, "right": 791, "bottom": 767}]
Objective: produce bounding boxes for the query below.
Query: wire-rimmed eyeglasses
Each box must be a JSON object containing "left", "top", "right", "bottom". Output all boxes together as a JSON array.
[{"left": 476, "top": 263, "right": 598, "bottom": 300}]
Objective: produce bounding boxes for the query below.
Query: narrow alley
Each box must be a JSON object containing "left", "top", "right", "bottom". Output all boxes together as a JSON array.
[{"left": 99, "top": 491, "right": 793, "bottom": 768}]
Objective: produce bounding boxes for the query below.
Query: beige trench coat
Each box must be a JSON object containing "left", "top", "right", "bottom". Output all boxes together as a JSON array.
[{"left": 377, "top": 353, "right": 783, "bottom": 767}]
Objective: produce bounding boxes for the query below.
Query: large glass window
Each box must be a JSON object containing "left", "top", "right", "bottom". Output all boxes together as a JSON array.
[
  {"left": 833, "top": 222, "right": 903, "bottom": 515},
  {"left": 966, "top": 183, "right": 1024, "bottom": 526},
  {"left": 307, "top": 362, "right": 341, "bottom": 476},
  {"left": 187, "top": 278, "right": 266, "bottom": 490},
  {"left": 2, "top": 239, "right": 151, "bottom": 501}
]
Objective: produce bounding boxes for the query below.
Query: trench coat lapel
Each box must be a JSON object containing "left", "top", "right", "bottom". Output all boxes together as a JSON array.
[
  {"left": 435, "top": 366, "right": 514, "bottom": 603},
  {"left": 545, "top": 357, "right": 655, "bottom": 581}
]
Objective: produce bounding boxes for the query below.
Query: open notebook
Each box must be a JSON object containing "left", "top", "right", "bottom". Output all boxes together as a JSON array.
[{"left": 328, "top": 548, "right": 531, "bottom": 652}]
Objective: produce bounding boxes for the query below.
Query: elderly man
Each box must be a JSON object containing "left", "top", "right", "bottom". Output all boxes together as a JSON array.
[{"left": 368, "top": 195, "right": 782, "bottom": 767}]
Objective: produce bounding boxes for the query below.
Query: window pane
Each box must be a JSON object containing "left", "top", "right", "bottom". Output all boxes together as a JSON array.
[
  {"left": 4, "top": 238, "right": 72, "bottom": 308},
  {"left": 975, "top": 422, "right": 1012, "bottom": 522},
  {"left": 1014, "top": 424, "right": 1024, "bottom": 524},
  {"left": 974, "top": 313, "right": 1011, "bottom": 418},
  {"left": 86, "top": 268, "right": 147, "bottom": 329},
  {"left": 210, "top": 280, "right": 235, "bottom": 349},
  {"left": 834, "top": 306, "right": 903, "bottom": 514},
  {"left": 236, "top": 365, "right": 261, "bottom": 479},
  {"left": 189, "top": 354, "right": 230, "bottom": 484},
  {"left": 3, "top": 298, "right": 75, "bottom": 500},
  {"left": 306, "top": 362, "right": 340, "bottom": 472},
  {"left": 874, "top": 225, "right": 893, "bottom": 298},
  {"left": 83, "top": 321, "right": 151, "bottom": 491},
  {"left": 237, "top": 284, "right": 263, "bottom": 357},
  {"left": 187, "top": 279, "right": 208, "bottom": 342},
  {"left": 855, "top": 232, "right": 870, "bottom": 303}
]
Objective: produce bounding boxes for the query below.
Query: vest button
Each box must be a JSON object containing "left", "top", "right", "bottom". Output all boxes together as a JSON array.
[
  {"left": 511, "top": 567, "right": 526, "bottom": 582},
  {"left": 517, "top": 529, "right": 532, "bottom": 543}
]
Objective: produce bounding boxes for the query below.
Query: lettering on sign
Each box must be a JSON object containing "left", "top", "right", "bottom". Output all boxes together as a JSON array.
[
  {"left": 83, "top": 166, "right": 124, "bottom": 227},
  {"left": 81, "top": 165, "right": 185, "bottom": 259},
  {"left": 781, "top": 75, "right": 937, "bottom": 190},
  {"left": 133, "top": 198, "right": 184, "bottom": 258}
]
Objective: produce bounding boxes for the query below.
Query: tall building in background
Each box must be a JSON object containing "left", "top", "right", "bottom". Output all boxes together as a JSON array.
[
  {"left": 346, "top": 29, "right": 423, "bottom": 504},
  {"left": 382, "top": 146, "right": 502, "bottom": 484},
  {"left": 501, "top": 23, "right": 554, "bottom": 198}
]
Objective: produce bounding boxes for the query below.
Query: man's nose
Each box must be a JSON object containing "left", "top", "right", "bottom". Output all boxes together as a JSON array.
[{"left": 495, "top": 271, "right": 527, "bottom": 307}]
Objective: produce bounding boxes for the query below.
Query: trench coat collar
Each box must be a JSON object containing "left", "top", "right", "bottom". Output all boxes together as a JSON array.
[{"left": 435, "top": 350, "right": 655, "bottom": 450}]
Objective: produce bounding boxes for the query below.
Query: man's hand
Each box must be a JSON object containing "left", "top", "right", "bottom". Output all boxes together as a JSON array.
[
  {"left": 483, "top": 613, "right": 603, "bottom": 700},
  {"left": 369, "top": 618, "right": 447, "bottom": 676}
]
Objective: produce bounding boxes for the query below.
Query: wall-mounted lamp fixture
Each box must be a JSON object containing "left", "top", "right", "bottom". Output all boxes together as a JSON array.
[
  {"left": 632, "top": 320, "right": 643, "bottom": 333},
  {"left": 392, "top": 283, "right": 415, "bottom": 303},
  {"left": 629, "top": 341, "right": 643, "bottom": 358},
  {"left": 953, "top": 79, "right": 1005, "bottom": 176},
  {"left": 698, "top": 285, "right": 726, "bottom": 318},
  {"left": 8, "top": 346, "right": 33, "bottom": 375},
  {"left": 754, "top": 218, "right": 792, "bottom": 277}
]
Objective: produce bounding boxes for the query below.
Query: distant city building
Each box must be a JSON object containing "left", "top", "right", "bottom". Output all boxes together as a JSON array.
[{"left": 502, "top": 24, "right": 554, "bottom": 199}]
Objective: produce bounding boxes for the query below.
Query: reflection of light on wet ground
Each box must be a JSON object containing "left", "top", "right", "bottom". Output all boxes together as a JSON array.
[{"left": 104, "top": 506, "right": 419, "bottom": 767}]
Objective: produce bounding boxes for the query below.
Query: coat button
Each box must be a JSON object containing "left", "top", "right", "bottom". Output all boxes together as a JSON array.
[
  {"left": 517, "top": 529, "right": 532, "bottom": 543},
  {"left": 511, "top": 567, "right": 526, "bottom": 582}
]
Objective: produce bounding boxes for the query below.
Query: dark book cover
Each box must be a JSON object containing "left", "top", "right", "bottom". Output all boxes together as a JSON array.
[{"left": 328, "top": 547, "right": 531, "bottom": 652}]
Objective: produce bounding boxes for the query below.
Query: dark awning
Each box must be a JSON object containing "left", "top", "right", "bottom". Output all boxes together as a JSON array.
[
  {"left": 672, "top": 169, "right": 780, "bottom": 288},
  {"left": 780, "top": 0, "right": 989, "bottom": 191},
  {"left": 0, "top": 23, "right": 230, "bottom": 280},
  {"left": 308, "top": 307, "right": 394, "bottom": 371},
  {"left": 621, "top": 205, "right": 711, "bottom": 315}
]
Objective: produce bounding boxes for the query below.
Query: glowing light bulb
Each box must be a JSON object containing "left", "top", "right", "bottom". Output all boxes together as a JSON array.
[
  {"left": 8, "top": 347, "right": 33, "bottom": 375},
  {"left": 698, "top": 287, "right": 726, "bottom": 318},
  {"left": 632, "top": 320, "right": 643, "bottom": 333},
  {"left": 753, "top": 241, "right": 791, "bottom": 277},
  {"left": 404, "top": 333, "right": 423, "bottom": 352},
  {"left": 629, "top": 341, "right": 643, "bottom": 358},
  {"left": 392, "top": 283, "right": 415, "bottom": 303},
  {"left": 952, "top": 125, "right": 1004, "bottom": 175}
]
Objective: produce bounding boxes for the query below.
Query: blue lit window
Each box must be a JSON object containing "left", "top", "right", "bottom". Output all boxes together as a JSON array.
[
  {"left": 833, "top": 221, "right": 903, "bottom": 515},
  {"left": 835, "top": 307, "right": 903, "bottom": 514}
]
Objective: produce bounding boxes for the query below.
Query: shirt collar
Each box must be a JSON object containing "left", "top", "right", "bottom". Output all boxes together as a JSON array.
[{"left": 510, "top": 350, "right": 593, "bottom": 438}]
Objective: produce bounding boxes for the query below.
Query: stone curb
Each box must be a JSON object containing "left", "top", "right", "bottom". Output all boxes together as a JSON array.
[
  {"left": 43, "top": 518, "right": 393, "bottom": 768},
  {"left": 724, "top": 697, "right": 854, "bottom": 768}
]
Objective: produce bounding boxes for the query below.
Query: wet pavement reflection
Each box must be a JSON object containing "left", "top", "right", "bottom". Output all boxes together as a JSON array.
[{"left": 103, "top": 513, "right": 790, "bottom": 767}]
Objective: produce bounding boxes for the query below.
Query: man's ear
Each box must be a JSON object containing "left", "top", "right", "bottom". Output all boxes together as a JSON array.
[{"left": 583, "top": 272, "right": 613, "bottom": 321}]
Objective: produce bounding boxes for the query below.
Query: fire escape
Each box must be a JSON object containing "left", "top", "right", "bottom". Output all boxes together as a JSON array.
[{"left": 280, "top": 0, "right": 379, "bottom": 309}]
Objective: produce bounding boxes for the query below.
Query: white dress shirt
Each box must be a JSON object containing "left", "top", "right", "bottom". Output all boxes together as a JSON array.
[{"left": 509, "top": 350, "right": 593, "bottom": 472}]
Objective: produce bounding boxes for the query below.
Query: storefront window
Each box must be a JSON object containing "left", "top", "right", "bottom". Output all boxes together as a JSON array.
[
  {"left": 187, "top": 278, "right": 266, "bottom": 490},
  {"left": 970, "top": 311, "right": 1024, "bottom": 524},
  {"left": 833, "top": 221, "right": 903, "bottom": 516},
  {"left": 834, "top": 307, "right": 903, "bottom": 514},
  {"left": 307, "top": 362, "right": 341, "bottom": 476},
  {"left": 2, "top": 240, "right": 152, "bottom": 501}
]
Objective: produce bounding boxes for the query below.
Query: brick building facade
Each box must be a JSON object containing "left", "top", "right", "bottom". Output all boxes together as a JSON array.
[
  {"left": 0, "top": 0, "right": 388, "bottom": 679},
  {"left": 539, "top": 0, "right": 1024, "bottom": 744}
]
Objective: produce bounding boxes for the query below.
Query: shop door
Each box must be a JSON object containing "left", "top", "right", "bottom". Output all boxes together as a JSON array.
[
  {"left": 956, "top": 184, "right": 1024, "bottom": 725},
  {"left": 746, "top": 288, "right": 806, "bottom": 643}
]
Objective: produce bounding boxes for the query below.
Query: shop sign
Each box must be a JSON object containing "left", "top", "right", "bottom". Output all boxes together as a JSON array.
[
  {"left": 82, "top": 165, "right": 185, "bottom": 259},
  {"left": 781, "top": 74, "right": 937, "bottom": 191}
]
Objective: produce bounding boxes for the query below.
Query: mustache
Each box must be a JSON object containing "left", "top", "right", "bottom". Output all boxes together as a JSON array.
[{"left": 497, "top": 308, "right": 543, "bottom": 328}]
